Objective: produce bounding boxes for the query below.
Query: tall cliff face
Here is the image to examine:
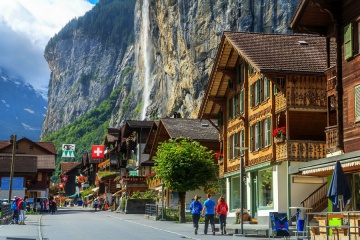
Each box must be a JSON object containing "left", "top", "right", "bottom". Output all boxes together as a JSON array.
[
  {"left": 42, "top": 0, "right": 299, "bottom": 137},
  {"left": 109, "top": 0, "right": 299, "bottom": 126}
]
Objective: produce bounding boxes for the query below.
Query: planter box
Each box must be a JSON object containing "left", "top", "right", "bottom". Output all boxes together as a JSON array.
[{"left": 274, "top": 135, "right": 285, "bottom": 143}]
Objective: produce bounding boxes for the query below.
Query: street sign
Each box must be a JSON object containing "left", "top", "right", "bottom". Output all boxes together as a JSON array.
[{"left": 92, "top": 145, "right": 105, "bottom": 159}]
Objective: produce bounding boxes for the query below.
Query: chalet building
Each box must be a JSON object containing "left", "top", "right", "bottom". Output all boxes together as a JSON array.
[
  {"left": 289, "top": 0, "right": 360, "bottom": 212},
  {"left": 143, "top": 118, "right": 220, "bottom": 208},
  {"left": 198, "top": 31, "right": 333, "bottom": 223},
  {"left": 0, "top": 137, "right": 56, "bottom": 199},
  {"left": 81, "top": 152, "right": 100, "bottom": 187},
  {"left": 60, "top": 162, "right": 81, "bottom": 197}
]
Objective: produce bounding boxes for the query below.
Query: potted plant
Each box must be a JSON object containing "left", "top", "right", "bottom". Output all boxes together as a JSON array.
[{"left": 272, "top": 126, "right": 286, "bottom": 143}]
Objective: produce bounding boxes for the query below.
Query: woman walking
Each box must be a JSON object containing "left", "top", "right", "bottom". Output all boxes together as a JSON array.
[
  {"left": 189, "top": 195, "right": 203, "bottom": 235},
  {"left": 216, "top": 196, "right": 229, "bottom": 235}
]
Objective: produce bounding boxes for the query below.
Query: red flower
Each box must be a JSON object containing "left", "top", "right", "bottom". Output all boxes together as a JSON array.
[
  {"left": 215, "top": 152, "right": 223, "bottom": 159},
  {"left": 272, "top": 126, "right": 286, "bottom": 137}
]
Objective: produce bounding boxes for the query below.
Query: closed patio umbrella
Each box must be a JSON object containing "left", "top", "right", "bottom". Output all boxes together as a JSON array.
[{"left": 326, "top": 161, "right": 351, "bottom": 211}]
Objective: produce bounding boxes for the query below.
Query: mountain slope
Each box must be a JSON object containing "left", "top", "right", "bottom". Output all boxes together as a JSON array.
[{"left": 0, "top": 68, "right": 47, "bottom": 141}]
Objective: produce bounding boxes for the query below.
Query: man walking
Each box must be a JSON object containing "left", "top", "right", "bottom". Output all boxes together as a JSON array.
[{"left": 201, "top": 194, "right": 216, "bottom": 235}]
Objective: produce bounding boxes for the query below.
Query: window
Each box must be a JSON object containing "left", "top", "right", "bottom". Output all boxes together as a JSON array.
[
  {"left": 250, "top": 125, "right": 254, "bottom": 152},
  {"left": 258, "top": 168, "right": 273, "bottom": 208},
  {"left": 344, "top": 23, "right": 353, "bottom": 60},
  {"left": 230, "top": 176, "right": 240, "bottom": 210},
  {"left": 29, "top": 146, "right": 34, "bottom": 151},
  {"left": 273, "top": 77, "right": 285, "bottom": 95},
  {"left": 239, "top": 129, "right": 245, "bottom": 156},
  {"left": 255, "top": 121, "right": 262, "bottom": 150},
  {"left": 264, "top": 117, "right": 272, "bottom": 147},
  {"left": 251, "top": 78, "right": 269, "bottom": 107},
  {"left": 217, "top": 112, "right": 223, "bottom": 126},
  {"left": 264, "top": 77, "right": 270, "bottom": 100},
  {"left": 355, "top": 85, "right": 360, "bottom": 121},
  {"left": 234, "top": 94, "right": 239, "bottom": 117}
]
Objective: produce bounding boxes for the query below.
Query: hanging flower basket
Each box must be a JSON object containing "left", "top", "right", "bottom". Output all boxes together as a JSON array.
[{"left": 273, "top": 126, "right": 286, "bottom": 143}]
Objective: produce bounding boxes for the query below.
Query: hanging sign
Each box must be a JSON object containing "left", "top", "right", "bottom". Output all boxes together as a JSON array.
[{"left": 62, "top": 144, "right": 75, "bottom": 158}]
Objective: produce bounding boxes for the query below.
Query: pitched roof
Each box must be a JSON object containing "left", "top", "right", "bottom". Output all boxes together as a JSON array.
[
  {"left": 160, "top": 118, "right": 218, "bottom": 141},
  {"left": 0, "top": 156, "right": 37, "bottom": 173},
  {"left": 60, "top": 162, "right": 81, "bottom": 174},
  {"left": 0, "top": 138, "right": 56, "bottom": 154},
  {"left": 224, "top": 31, "right": 334, "bottom": 74},
  {"left": 36, "top": 155, "right": 55, "bottom": 169},
  {"left": 126, "top": 120, "right": 154, "bottom": 128}
]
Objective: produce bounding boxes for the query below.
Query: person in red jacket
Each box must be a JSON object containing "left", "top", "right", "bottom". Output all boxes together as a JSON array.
[{"left": 216, "top": 196, "right": 228, "bottom": 235}]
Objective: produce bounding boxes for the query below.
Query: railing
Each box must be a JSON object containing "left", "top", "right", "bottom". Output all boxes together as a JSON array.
[
  {"left": 276, "top": 140, "right": 326, "bottom": 161},
  {"left": 301, "top": 183, "right": 327, "bottom": 213},
  {"left": 145, "top": 204, "right": 158, "bottom": 217},
  {"left": 325, "top": 125, "right": 338, "bottom": 153},
  {"left": 0, "top": 203, "right": 12, "bottom": 219}
]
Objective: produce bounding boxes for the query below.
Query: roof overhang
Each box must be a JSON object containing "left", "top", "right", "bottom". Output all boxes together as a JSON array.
[{"left": 289, "top": 150, "right": 360, "bottom": 176}]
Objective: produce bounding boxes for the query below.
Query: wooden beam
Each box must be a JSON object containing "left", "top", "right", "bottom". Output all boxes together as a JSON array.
[{"left": 218, "top": 68, "right": 236, "bottom": 80}]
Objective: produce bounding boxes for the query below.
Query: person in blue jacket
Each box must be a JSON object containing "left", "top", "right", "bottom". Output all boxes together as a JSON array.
[
  {"left": 202, "top": 193, "right": 216, "bottom": 235},
  {"left": 189, "top": 195, "right": 203, "bottom": 235}
]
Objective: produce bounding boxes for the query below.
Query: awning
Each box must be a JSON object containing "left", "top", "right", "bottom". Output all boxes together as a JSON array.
[
  {"left": 289, "top": 149, "right": 360, "bottom": 176},
  {"left": 91, "top": 187, "right": 99, "bottom": 193}
]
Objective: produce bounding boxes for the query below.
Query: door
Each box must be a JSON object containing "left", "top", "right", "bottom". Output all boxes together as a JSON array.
[{"left": 251, "top": 172, "right": 258, "bottom": 218}]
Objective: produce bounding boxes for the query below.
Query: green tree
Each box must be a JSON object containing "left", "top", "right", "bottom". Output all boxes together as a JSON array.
[{"left": 154, "top": 137, "right": 217, "bottom": 223}]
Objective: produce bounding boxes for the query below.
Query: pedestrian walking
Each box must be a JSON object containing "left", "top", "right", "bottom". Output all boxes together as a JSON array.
[
  {"left": 11, "top": 196, "right": 20, "bottom": 224},
  {"left": 49, "top": 199, "right": 56, "bottom": 214},
  {"left": 201, "top": 194, "right": 216, "bottom": 235},
  {"left": 216, "top": 196, "right": 228, "bottom": 235},
  {"left": 189, "top": 195, "right": 203, "bottom": 235},
  {"left": 18, "top": 197, "right": 27, "bottom": 225}
]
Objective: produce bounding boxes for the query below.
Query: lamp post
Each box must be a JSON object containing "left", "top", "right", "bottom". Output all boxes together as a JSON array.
[
  {"left": 235, "top": 146, "right": 248, "bottom": 235},
  {"left": 8, "top": 134, "right": 16, "bottom": 201}
]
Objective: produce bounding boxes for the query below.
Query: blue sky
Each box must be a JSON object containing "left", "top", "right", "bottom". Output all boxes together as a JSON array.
[{"left": 0, "top": 0, "right": 97, "bottom": 94}]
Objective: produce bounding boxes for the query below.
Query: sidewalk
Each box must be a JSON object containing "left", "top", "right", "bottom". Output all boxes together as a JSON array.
[{"left": 0, "top": 214, "right": 42, "bottom": 240}]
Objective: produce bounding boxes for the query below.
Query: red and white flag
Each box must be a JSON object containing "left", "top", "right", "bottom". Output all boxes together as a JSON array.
[{"left": 92, "top": 145, "right": 105, "bottom": 159}]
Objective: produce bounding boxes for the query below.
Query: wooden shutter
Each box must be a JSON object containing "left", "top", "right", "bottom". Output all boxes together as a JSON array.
[
  {"left": 264, "top": 77, "right": 270, "bottom": 100},
  {"left": 240, "top": 90, "right": 245, "bottom": 114},
  {"left": 250, "top": 125, "right": 254, "bottom": 152},
  {"left": 234, "top": 94, "right": 239, "bottom": 117},
  {"left": 345, "top": 23, "right": 353, "bottom": 60},
  {"left": 250, "top": 83, "right": 254, "bottom": 107},
  {"left": 234, "top": 132, "right": 239, "bottom": 157},
  {"left": 355, "top": 85, "right": 360, "bottom": 121}
]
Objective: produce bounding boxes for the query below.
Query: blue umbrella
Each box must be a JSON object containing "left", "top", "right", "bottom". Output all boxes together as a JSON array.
[{"left": 327, "top": 161, "right": 351, "bottom": 211}]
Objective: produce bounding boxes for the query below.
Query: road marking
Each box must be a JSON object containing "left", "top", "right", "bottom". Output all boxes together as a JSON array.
[
  {"left": 107, "top": 215, "right": 200, "bottom": 240},
  {"left": 38, "top": 215, "right": 43, "bottom": 240}
]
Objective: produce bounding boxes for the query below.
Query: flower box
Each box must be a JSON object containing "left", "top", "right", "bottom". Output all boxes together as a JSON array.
[{"left": 274, "top": 134, "right": 285, "bottom": 143}]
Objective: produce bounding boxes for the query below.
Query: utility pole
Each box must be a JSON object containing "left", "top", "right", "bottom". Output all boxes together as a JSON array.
[{"left": 8, "top": 134, "right": 16, "bottom": 201}]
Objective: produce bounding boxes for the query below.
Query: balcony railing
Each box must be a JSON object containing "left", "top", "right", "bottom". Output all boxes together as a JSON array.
[
  {"left": 276, "top": 140, "right": 326, "bottom": 162},
  {"left": 325, "top": 125, "right": 338, "bottom": 153}
]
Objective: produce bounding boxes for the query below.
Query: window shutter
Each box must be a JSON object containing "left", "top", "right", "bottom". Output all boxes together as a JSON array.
[
  {"left": 227, "top": 136, "right": 231, "bottom": 160},
  {"left": 355, "top": 85, "right": 360, "bottom": 121},
  {"left": 264, "top": 77, "right": 270, "bottom": 100},
  {"left": 241, "top": 63, "right": 245, "bottom": 82},
  {"left": 344, "top": 23, "right": 353, "bottom": 60},
  {"left": 267, "top": 117, "right": 272, "bottom": 146},
  {"left": 217, "top": 112, "right": 223, "bottom": 126},
  {"left": 250, "top": 125, "right": 253, "bottom": 152},
  {"left": 250, "top": 83, "right": 254, "bottom": 107},
  {"left": 240, "top": 130, "right": 245, "bottom": 156},
  {"left": 234, "top": 132, "right": 239, "bottom": 157},
  {"left": 259, "top": 121, "right": 263, "bottom": 149},
  {"left": 240, "top": 90, "right": 245, "bottom": 114}
]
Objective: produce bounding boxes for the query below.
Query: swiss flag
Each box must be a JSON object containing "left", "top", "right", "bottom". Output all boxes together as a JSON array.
[
  {"left": 92, "top": 145, "right": 105, "bottom": 159},
  {"left": 61, "top": 175, "right": 68, "bottom": 183}
]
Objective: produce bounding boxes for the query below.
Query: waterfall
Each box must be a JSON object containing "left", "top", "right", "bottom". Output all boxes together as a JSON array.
[{"left": 141, "top": 0, "right": 150, "bottom": 120}]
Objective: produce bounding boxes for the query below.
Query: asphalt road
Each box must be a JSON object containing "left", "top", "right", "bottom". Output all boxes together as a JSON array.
[{"left": 0, "top": 207, "right": 266, "bottom": 240}]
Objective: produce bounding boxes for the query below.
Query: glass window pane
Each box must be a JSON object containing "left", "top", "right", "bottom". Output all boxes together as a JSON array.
[
  {"left": 231, "top": 176, "right": 240, "bottom": 210},
  {"left": 258, "top": 168, "right": 273, "bottom": 207}
]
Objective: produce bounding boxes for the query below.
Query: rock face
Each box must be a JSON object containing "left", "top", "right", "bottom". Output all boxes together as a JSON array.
[
  {"left": 42, "top": 0, "right": 299, "bottom": 137},
  {"left": 0, "top": 68, "right": 47, "bottom": 141}
]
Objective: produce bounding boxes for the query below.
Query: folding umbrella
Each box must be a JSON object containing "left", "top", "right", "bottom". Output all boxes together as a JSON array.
[{"left": 326, "top": 161, "right": 351, "bottom": 211}]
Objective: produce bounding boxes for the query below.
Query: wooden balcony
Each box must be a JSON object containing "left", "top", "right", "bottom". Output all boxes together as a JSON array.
[
  {"left": 325, "top": 125, "right": 338, "bottom": 153},
  {"left": 325, "top": 66, "right": 336, "bottom": 92},
  {"left": 276, "top": 140, "right": 326, "bottom": 162}
]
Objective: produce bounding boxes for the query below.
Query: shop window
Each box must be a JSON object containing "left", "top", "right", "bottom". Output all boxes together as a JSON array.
[
  {"left": 258, "top": 168, "right": 273, "bottom": 208},
  {"left": 230, "top": 176, "right": 240, "bottom": 210}
]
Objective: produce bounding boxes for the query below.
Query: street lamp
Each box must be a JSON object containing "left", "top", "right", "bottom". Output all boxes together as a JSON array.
[
  {"left": 8, "top": 134, "right": 16, "bottom": 201},
  {"left": 235, "top": 146, "right": 248, "bottom": 235}
]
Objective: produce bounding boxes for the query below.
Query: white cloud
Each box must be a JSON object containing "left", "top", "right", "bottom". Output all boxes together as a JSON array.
[
  {"left": 1, "top": 100, "right": 10, "bottom": 108},
  {"left": 22, "top": 123, "right": 41, "bottom": 131},
  {"left": 24, "top": 108, "right": 35, "bottom": 114},
  {"left": 0, "top": 0, "right": 94, "bottom": 92}
]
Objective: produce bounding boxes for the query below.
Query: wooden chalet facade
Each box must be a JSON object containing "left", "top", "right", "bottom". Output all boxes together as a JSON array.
[
  {"left": 144, "top": 118, "right": 220, "bottom": 208},
  {"left": 198, "top": 31, "right": 333, "bottom": 222},
  {"left": 60, "top": 162, "right": 81, "bottom": 197},
  {"left": 0, "top": 137, "right": 56, "bottom": 199},
  {"left": 289, "top": 0, "right": 360, "bottom": 212}
]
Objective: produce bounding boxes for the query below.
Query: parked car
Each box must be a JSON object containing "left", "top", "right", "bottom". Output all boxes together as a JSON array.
[
  {"left": 0, "top": 199, "right": 9, "bottom": 204},
  {"left": 26, "top": 197, "right": 49, "bottom": 212}
]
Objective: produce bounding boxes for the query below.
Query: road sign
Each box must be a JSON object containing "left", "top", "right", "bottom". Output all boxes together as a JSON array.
[{"left": 92, "top": 145, "right": 105, "bottom": 159}]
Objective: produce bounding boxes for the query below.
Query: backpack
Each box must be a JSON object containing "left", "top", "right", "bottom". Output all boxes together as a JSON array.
[{"left": 11, "top": 201, "right": 18, "bottom": 211}]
